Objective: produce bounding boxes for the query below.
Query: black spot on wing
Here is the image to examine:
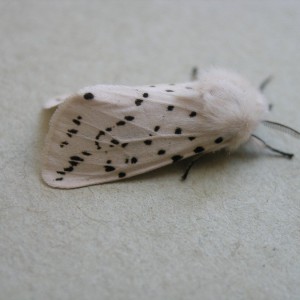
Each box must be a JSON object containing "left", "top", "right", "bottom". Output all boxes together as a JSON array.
[
  {"left": 172, "top": 155, "right": 183, "bottom": 162},
  {"left": 118, "top": 172, "right": 126, "bottom": 178},
  {"left": 124, "top": 116, "right": 134, "bottom": 121},
  {"left": 69, "top": 160, "right": 79, "bottom": 166},
  {"left": 60, "top": 141, "right": 69, "bottom": 148},
  {"left": 116, "top": 120, "right": 126, "bottom": 126},
  {"left": 175, "top": 128, "right": 182, "bottom": 134},
  {"left": 131, "top": 157, "right": 138, "bottom": 164},
  {"left": 215, "top": 137, "right": 223, "bottom": 144},
  {"left": 96, "top": 130, "right": 105, "bottom": 139},
  {"left": 105, "top": 165, "right": 115, "bottom": 172},
  {"left": 64, "top": 166, "right": 74, "bottom": 172},
  {"left": 111, "top": 139, "right": 119, "bottom": 145},
  {"left": 72, "top": 119, "right": 81, "bottom": 125},
  {"left": 70, "top": 156, "right": 84, "bottom": 162},
  {"left": 194, "top": 146, "right": 205, "bottom": 153},
  {"left": 82, "top": 151, "right": 91, "bottom": 156},
  {"left": 83, "top": 93, "right": 94, "bottom": 100},
  {"left": 135, "top": 99, "right": 143, "bottom": 106}
]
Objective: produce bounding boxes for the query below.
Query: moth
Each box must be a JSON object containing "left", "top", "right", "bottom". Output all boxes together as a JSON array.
[{"left": 41, "top": 68, "right": 299, "bottom": 188}]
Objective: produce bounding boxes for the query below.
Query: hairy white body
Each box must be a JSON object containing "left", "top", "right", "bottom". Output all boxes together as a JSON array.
[{"left": 42, "top": 68, "right": 269, "bottom": 188}]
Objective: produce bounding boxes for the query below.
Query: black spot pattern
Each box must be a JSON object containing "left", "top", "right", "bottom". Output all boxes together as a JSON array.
[
  {"left": 154, "top": 126, "right": 160, "bottom": 132},
  {"left": 124, "top": 116, "right": 134, "bottom": 121},
  {"left": 144, "top": 140, "right": 152, "bottom": 145},
  {"left": 73, "top": 118, "right": 81, "bottom": 125},
  {"left": 67, "top": 128, "right": 78, "bottom": 138},
  {"left": 166, "top": 89, "right": 174, "bottom": 92},
  {"left": 117, "top": 120, "right": 126, "bottom": 126},
  {"left": 68, "top": 129, "right": 78, "bottom": 134},
  {"left": 125, "top": 158, "right": 129, "bottom": 164},
  {"left": 143, "top": 93, "right": 149, "bottom": 98},
  {"left": 57, "top": 171, "right": 65, "bottom": 175},
  {"left": 111, "top": 139, "right": 119, "bottom": 145},
  {"left": 83, "top": 92, "right": 94, "bottom": 100},
  {"left": 121, "top": 143, "right": 128, "bottom": 148},
  {"left": 157, "top": 149, "right": 166, "bottom": 155},
  {"left": 135, "top": 99, "right": 143, "bottom": 106},
  {"left": 64, "top": 166, "right": 74, "bottom": 172},
  {"left": 95, "top": 142, "right": 101, "bottom": 150},
  {"left": 194, "top": 146, "right": 205, "bottom": 153},
  {"left": 60, "top": 141, "right": 69, "bottom": 148},
  {"left": 175, "top": 128, "right": 182, "bottom": 134},
  {"left": 172, "top": 155, "right": 183, "bottom": 162},
  {"left": 96, "top": 130, "right": 105, "bottom": 139},
  {"left": 118, "top": 172, "right": 126, "bottom": 178},
  {"left": 106, "top": 160, "right": 112, "bottom": 164},
  {"left": 167, "top": 105, "right": 174, "bottom": 111},
  {"left": 215, "top": 137, "right": 223, "bottom": 144},
  {"left": 70, "top": 156, "right": 84, "bottom": 162},
  {"left": 56, "top": 177, "right": 63, "bottom": 181},
  {"left": 82, "top": 151, "right": 91, "bottom": 156},
  {"left": 106, "top": 127, "right": 112, "bottom": 132},
  {"left": 105, "top": 165, "right": 115, "bottom": 172},
  {"left": 189, "top": 111, "right": 197, "bottom": 117},
  {"left": 188, "top": 137, "right": 195, "bottom": 141},
  {"left": 69, "top": 161, "right": 79, "bottom": 166},
  {"left": 131, "top": 157, "right": 138, "bottom": 164}
]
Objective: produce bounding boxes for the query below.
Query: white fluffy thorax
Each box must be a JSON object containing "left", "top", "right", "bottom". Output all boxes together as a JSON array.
[{"left": 194, "top": 68, "right": 269, "bottom": 150}]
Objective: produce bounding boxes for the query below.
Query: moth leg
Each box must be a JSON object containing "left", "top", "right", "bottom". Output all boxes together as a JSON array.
[
  {"left": 190, "top": 67, "right": 198, "bottom": 81},
  {"left": 181, "top": 155, "right": 202, "bottom": 181},
  {"left": 251, "top": 134, "right": 294, "bottom": 159}
]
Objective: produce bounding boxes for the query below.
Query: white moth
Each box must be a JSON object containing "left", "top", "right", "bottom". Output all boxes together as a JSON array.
[{"left": 41, "top": 68, "right": 299, "bottom": 189}]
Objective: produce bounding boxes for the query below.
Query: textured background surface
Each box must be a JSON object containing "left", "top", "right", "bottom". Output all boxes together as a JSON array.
[{"left": 1, "top": 1, "right": 300, "bottom": 299}]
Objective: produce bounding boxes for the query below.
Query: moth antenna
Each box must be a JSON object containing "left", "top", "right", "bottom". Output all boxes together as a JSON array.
[
  {"left": 268, "top": 103, "right": 273, "bottom": 111},
  {"left": 262, "top": 121, "right": 300, "bottom": 139},
  {"left": 191, "top": 67, "right": 198, "bottom": 81},
  {"left": 181, "top": 155, "right": 201, "bottom": 181},
  {"left": 259, "top": 75, "right": 273, "bottom": 91},
  {"left": 251, "top": 134, "right": 294, "bottom": 159}
]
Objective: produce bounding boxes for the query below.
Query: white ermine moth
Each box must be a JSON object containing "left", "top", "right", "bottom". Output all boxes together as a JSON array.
[{"left": 41, "top": 68, "right": 299, "bottom": 188}]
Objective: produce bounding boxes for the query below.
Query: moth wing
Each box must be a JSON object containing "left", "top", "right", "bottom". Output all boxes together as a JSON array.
[
  {"left": 44, "top": 93, "right": 73, "bottom": 109},
  {"left": 42, "top": 83, "right": 222, "bottom": 188}
]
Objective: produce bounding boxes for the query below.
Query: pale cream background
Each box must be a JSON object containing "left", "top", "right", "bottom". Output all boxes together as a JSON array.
[{"left": 1, "top": 1, "right": 300, "bottom": 299}]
